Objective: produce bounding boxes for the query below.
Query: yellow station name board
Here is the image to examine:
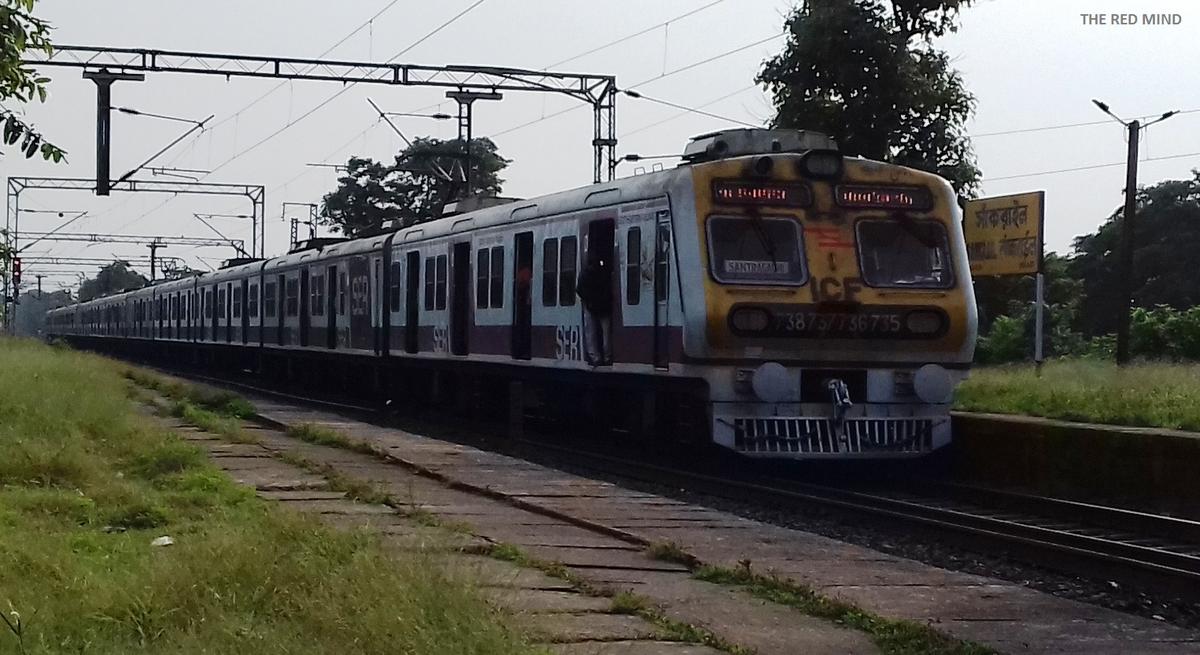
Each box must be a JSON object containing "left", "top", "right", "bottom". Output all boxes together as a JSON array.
[{"left": 964, "top": 191, "right": 1044, "bottom": 276}]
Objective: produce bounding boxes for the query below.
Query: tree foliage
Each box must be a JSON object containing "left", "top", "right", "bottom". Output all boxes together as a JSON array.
[
  {"left": 319, "top": 137, "right": 508, "bottom": 238},
  {"left": 758, "top": 0, "right": 978, "bottom": 195},
  {"left": 0, "top": 0, "right": 65, "bottom": 162},
  {"left": 1069, "top": 172, "right": 1200, "bottom": 336},
  {"left": 77, "top": 261, "right": 148, "bottom": 302}
]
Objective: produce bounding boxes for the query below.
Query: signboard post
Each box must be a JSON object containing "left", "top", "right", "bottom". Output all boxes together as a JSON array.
[{"left": 964, "top": 191, "right": 1046, "bottom": 366}]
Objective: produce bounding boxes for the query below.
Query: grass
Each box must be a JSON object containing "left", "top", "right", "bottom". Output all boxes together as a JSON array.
[
  {"left": 956, "top": 360, "right": 1200, "bottom": 431},
  {"left": 287, "top": 422, "right": 378, "bottom": 455},
  {"left": 0, "top": 338, "right": 542, "bottom": 655},
  {"left": 693, "top": 566, "right": 996, "bottom": 655}
]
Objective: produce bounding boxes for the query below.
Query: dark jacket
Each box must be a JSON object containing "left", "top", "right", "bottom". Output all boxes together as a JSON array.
[{"left": 576, "top": 262, "right": 612, "bottom": 315}]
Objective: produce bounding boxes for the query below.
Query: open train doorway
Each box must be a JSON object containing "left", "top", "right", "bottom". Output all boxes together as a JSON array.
[
  {"left": 299, "top": 269, "right": 310, "bottom": 347},
  {"left": 581, "top": 218, "right": 615, "bottom": 365},
  {"left": 450, "top": 242, "right": 471, "bottom": 356},
  {"left": 405, "top": 253, "right": 420, "bottom": 354},
  {"left": 512, "top": 231, "right": 533, "bottom": 360}
]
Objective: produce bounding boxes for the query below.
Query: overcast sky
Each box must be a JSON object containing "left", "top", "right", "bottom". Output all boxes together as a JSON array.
[{"left": 4, "top": 0, "right": 1199, "bottom": 287}]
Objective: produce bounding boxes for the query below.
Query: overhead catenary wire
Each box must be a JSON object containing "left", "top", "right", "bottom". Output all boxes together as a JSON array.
[
  {"left": 119, "top": 0, "right": 488, "bottom": 233},
  {"left": 491, "top": 32, "right": 785, "bottom": 139},
  {"left": 983, "top": 150, "right": 1200, "bottom": 182},
  {"left": 622, "top": 89, "right": 759, "bottom": 128}
]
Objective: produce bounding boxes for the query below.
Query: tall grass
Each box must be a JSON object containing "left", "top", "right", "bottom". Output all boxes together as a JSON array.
[
  {"left": 956, "top": 360, "right": 1200, "bottom": 431},
  {"left": 0, "top": 339, "right": 539, "bottom": 654}
]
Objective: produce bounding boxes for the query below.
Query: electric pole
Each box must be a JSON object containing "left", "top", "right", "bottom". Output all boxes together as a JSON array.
[
  {"left": 146, "top": 239, "right": 165, "bottom": 281},
  {"left": 1092, "top": 100, "right": 1177, "bottom": 365},
  {"left": 35, "top": 274, "right": 45, "bottom": 298}
]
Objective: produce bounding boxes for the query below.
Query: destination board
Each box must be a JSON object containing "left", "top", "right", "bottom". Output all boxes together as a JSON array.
[{"left": 963, "top": 191, "right": 1044, "bottom": 276}]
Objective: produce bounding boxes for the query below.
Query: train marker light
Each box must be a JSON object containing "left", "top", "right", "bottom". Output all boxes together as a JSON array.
[{"left": 730, "top": 307, "right": 771, "bottom": 333}]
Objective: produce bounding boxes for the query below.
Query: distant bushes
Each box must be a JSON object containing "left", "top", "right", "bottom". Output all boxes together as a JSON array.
[{"left": 976, "top": 305, "right": 1200, "bottom": 364}]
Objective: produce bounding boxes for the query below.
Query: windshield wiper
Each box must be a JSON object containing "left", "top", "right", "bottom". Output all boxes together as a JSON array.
[{"left": 746, "top": 210, "right": 780, "bottom": 271}]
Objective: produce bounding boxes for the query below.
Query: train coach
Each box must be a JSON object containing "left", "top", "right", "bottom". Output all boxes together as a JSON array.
[{"left": 47, "top": 128, "right": 977, "bottom": 459}]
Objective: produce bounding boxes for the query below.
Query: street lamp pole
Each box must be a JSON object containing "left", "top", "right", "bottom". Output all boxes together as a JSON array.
[{"left": 1091, "top": 100, "right": 1177, "bottom": 365}]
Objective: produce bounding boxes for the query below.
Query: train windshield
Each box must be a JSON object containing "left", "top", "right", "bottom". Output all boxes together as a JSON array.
[
  {"left": 706, "top": 216, "right": 807, "bottom": 285},
  {"left": 856, "top": 219, "right": 953, "bottom": 288}
]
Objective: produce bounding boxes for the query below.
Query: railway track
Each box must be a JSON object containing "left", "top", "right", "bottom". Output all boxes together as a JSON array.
[{"left": 168, "top": 367, "right": 1200, "bottom": 601}]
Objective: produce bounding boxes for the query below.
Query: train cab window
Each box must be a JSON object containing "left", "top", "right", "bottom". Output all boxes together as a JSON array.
[
  {"left": 559, "top": 237, "right": 577, "bottom": 306},
  {"left": 311, "top": 274, "right": 325, "bottom": 316},
  {"left": 248, "top": 283, "right": 259, "bottom": 318},
  {"left": 542, "top": 238, "right": 558, "bottom": 306},
  {"left": 855, "top": 219, "right": 953, "bottom": 289},
  {"left": 232, "top": 287, "right": 242, "bottom": 319},
  {"left": 626, "top": 228, "right": 642, "bottom": 306},
  {"left": 285, "top": 278, "right": 299, "bottom": 316},
  {"left": 435, "top": 255, "right": 447, "bottom": 310},
  {"left": 424, "top": 258, "right": 435, "bottom": 311},
  {"left": 389, "top": 262, "right": 401, "bottom": 312},
  {"left": 264, "top": 282, "right": 276, "bottom": 318},
  {"left": 706, "top": 216, "right": 807, "bottom": 286}
]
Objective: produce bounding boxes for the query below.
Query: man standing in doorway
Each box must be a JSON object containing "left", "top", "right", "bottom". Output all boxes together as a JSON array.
[{"left": 577, "top": 250, "right": 612, "bottom": 365}]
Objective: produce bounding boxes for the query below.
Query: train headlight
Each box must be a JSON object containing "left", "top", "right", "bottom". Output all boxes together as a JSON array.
[
  {"left": 730, "top": 307, "right": 771, "bottom": 334},
  {"left": 799, "top": 149, "right": 843, "bottom": 179},
  {"left": 913, "top": 364, "right": 953, "bottom": 404},
  {"left": 905, "top": 310, "right": 944, "bottom": 335},
  {"left": 751, "top": 362, "right": 795, "bottom": 403}
]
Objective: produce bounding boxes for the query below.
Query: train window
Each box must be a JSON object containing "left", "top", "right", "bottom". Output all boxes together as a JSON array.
[
  {"left": 338, "top": 272, "right": 347, "bottom": 315},
  {"left": 233, "top": 287, "right": 242, "bottom": 319},
  {"left": 626, "top": 228, "right": 642, "bottom": 306},
  {"left": 656, "top": 224, "right": 670, "bottom": 303},
  {"left": 285, "top": 278, "right": 299, "bottom": 316},
  {"left": 542, "top": 238, "right": 558, "bottom": 306},
  {"left": 435, "top": 255, "right": 447, "bottom": 311},
  {"left": 706, "top": 216, "right": 807, "bottom": 286},
  {"left": 205, "top": 290, "right": 213, "bottom": 318},
  {"left": 248, "top": 284, "right": 258, "bottom": 318},
  {"left": 559, "top": 237, "right": 577, "bottom": 306},
  {"left": 475, "top": 246, "right": 505, "bottom": 310},
  {"left": 311, "top": 274, "right": 325, "bottom": 316},
  {"left": 490, "top": 246, "right": 504, "bottom": 309},
  {"left": 476, "top": 248, "right": 490, "bottom": 309},
  {"left": 424, "top": 258, "right": 435, "bottom": 311},
  {"left": 264, "top": 283, "right": 276, "bottom": 318},
  {"left": 855, "top": 219, "right": 953, "bottom": 289},
  {"left": 217, "top": 288, "right": 226, "bottom": 319},
  {"left": 389, "top": 262, "right": 401, "bottom": 312}
]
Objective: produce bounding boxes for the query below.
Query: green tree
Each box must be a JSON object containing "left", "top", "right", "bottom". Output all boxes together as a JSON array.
[
  {"left": 319, "top": 137, "right": 508, "bottom": 238},
  {"left": 757, "top": 0, "right": 979, "bottom": 195},
  {"left": 1069, "top": 172, "right": 1200, "bottom": 336},
  {"left": 77, "top": 261, "right": 148, "bottom": 302},
  {"left": 1, "top": 0, "right": 65, "bottom": 162}
]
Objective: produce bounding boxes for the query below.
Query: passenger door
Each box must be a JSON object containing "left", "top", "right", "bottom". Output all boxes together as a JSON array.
[{"left": 653, "top": 210, "right": 672, "bottom": 369}]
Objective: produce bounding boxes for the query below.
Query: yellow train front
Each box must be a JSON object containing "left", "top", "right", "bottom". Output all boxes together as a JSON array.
[{"left": 675, "top": 129, "right": 977, "bottom": 458}]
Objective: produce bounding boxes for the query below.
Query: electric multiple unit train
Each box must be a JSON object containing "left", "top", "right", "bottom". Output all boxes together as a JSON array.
[{"left": 46, "top": 128, "right": 977, "bottom": 458}]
